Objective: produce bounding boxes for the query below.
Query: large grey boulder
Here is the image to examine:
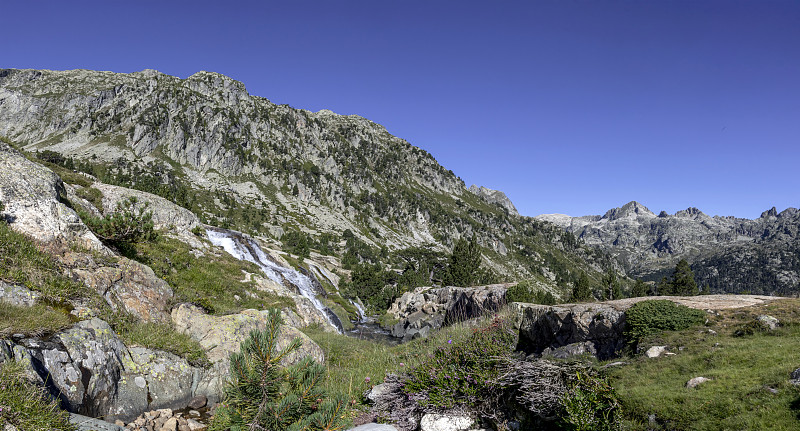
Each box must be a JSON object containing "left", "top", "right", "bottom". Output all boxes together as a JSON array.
[
  {"left": 93, "top": 183, "right": 200, "bottom": 233},
  {"left": 0, "top": 142, "right": 103, "bottom": 250},
  {"left": 60, "top": 251, "right": 174, "bottom": 323},
  {"left": 4, "top": 319, "right": 207, "bottom": 422},
  {"left": 387, "top": 284, "right": 509, "bottom": 342},
  {"left": 171, "top": 303, "right": 325, "bottom": 403},
  {"left": 420, "top": 414, "right": 474, "bottom": 431},
  {"left": 513, "top": 295, "right": 779, "bottom": 360},
  {"left": 69, "top": 413, "right": 126, "bottom": 431}
]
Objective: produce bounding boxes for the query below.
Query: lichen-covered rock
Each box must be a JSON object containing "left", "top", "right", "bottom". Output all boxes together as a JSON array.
[
  {"left": 0, "top": 281, "right": 40, "bottom": 306},
  {"left": 419, "top": 414, "right": 474, "bottom": 431},
  {"left": 126, "top": 347, "right": 196, "bottom": 412},
  {"left": 62, "top": 251, "right": 173, "bottom": 323},
  {"left": 171, "top": 303, "right": 325, "bottom": 403},
  {"left": 0, "top": 142, "right": 102, "bottom": 250}
]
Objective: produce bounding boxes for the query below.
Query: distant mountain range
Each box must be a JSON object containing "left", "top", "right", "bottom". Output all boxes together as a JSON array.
[{"left": 537, "top": 201, "right": 800, "bottom": 295}]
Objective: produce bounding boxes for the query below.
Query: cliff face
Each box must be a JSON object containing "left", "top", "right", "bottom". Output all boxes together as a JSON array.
[
  {"left": 0, "top": 68, "right": 616, "bottom": 291},
  {"left": 537, "top": 202, "right": 800, "bottom": 295}
]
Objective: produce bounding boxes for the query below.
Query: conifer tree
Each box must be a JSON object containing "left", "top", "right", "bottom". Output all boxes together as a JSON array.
[
  {"left": 210, "top": 309, "right": 349, "bottom": 431},
  {"left": 572, "top": 272, "right": 594, "bottom": 302},
  {"left": 443, "top": 235, "right": 482, "bottom": 287},
  {"left": 670, "top": 259, "right": 698, "bottom": 296}
]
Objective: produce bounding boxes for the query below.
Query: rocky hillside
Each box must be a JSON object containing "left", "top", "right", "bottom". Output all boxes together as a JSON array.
[
  {"left": 537, "top": 201, "right": 800, "bottom": 295},
  {"left": 0, "top": 67, "right": 620, "bottom": 295}
]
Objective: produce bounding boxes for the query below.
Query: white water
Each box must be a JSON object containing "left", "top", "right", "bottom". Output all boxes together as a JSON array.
[
  {"left": 350, "top": 299, "right": 367, "bottom": 323},
  {"left": 206, "top": 229, "right": 343, "bottom": 333}
]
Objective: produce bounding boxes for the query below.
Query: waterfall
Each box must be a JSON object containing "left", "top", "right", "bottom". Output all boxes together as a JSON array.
[
  {"left": 350, "top": 299, "right": 367, "bottom": 323},
  {"left": 205, "top": 228, "right": 343, "bottom": 333}
]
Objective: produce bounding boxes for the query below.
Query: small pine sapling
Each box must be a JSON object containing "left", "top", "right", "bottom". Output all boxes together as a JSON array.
[{"left": 210, "top": 309, "right": 349, "bottom": 431}]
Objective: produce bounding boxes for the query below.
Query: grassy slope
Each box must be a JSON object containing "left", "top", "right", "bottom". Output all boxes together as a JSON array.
[{"left": 607, "top": 298, "right": 800, "bottom": 430}]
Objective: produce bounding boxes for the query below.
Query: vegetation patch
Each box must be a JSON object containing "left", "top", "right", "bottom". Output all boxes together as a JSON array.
[
  {"left": 608, "top": 299, "right": 800, "bottom": 430},
  {"left": 133, "top": 236, "right": 294, "bottom": 315},
  {"left": 624, "top": 300, "right": 706, "bottom": 348},
  {"left": 0, "top": 360, "right": 76, "bottom": 431},
  {"left": 108, "top": 312, "right": 209, "bottom": 367},
  {"left": 0, "top": 302, "right": 73, "bottom": 338}
]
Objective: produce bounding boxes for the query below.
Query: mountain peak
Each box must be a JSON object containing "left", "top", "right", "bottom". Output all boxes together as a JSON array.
[
  {"left": 468, "top": 185, "right": 519, "bottom": 216},
  {"left": 602, "top": 201, "right": 655, "bottom": 221},
  {"left": 675, "top": 207, "right": 707, "bottom": 219}
]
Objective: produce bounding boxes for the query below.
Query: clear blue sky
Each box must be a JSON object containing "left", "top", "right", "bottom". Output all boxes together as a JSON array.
[{"left": 3, "top": 1, "right": 798, "bottom": 218}]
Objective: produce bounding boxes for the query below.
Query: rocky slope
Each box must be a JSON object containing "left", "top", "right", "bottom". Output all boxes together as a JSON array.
[
  {"left": 537, "top": 201, "right": 800, "bottom": 295},
  {"left": 0, "top": 67, "right": 619, "bottom": 295}
]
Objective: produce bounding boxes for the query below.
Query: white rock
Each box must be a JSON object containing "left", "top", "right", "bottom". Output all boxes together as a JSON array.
[
  {"left": 420, "top": 413, "right": 474, "bottom": 431},
  {"left": 645, "top": 345, "right": 667, "bottom": 358},
  {"left": 686, "top": 377, "right": 711, "bottom": 388}
]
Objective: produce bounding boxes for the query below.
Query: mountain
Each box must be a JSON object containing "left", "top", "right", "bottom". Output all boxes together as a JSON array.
[
  {"left": 537, "top": 201, "right": 800, "bottom": 295},
  {"left": 468, "top": 185, "right": 519, "bottom": 216},
  {"left": 0, "top": 68, "right": 619, "bottom": 297}
]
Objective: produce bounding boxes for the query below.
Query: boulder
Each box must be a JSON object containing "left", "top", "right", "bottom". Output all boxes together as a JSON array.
[
  {"left": 419, "top": 414, "right": 474, "bottom": 431},
  {"left": 645, "top": 346, "right": 667, "bottom": 358},
  {"left": 387, "top": 284, "right": 509, "bottom": 341},
  {"left": 513, "top": 302, "right": 627, "bottom": 360},
  {"left": 69, "top": 413, "right": 126, "bottom": 431},
  {"left": 757, "top": 315, "right": 780, "bottom": 331},
  {"left": 0, "top": 142, "right": 103, "bottom": 251},
  {"left": 541, "top": 341, "right": 596, "bottom": 359},
  {"left": 61, "top": 251, "right": 173, "bottom": 323},
  {"left": 0, "top": 281, "right": 40, "bottom": 307},
  {"left": 789, "top": 368, "right": 800, "bottom": 385},
  {"left": 686, "top": 377, "right": 711, "bottom": 389},
  {"left": 93, "top": 183, "right": 200, "bottom": 233},
  {"left": 126, "top": 347, "right": 196, "bottom": 411},
  {"left": 171, "top": 303, "right": 325, "bottom": 403}
]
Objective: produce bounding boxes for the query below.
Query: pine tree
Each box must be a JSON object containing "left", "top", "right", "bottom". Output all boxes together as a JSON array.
[
  {"left": 572, "top": 272, "right": 594, "bottom": 302},
  {"left": 630, "top": 279, "right": 648, "bottom": 298},
  {"left": 670, "top": 259, "right": 699, "bottom": 296},
  {"left": 443, "top": 235, "right": 482, "bottom": 287},
  {"left": 210, "top": 309, "right": 349, "bottom": 431},
  {"left": 602, "top": 269, "right": 622, "bottom": 300}
]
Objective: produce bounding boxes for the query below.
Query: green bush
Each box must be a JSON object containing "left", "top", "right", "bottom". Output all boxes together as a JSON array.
[
  {"left": 402, "top": 316, "right": 516, "bottom": 410},
  {"left": 210, "top": 309, "right": 349, "bottom": 431},
  {"left": 79, "top": 196, "right": 155, "bottom": 249},
  {"left": 0, "top": 360, "right": 76, "bottom": 430},
  {"left": 625, "top": 300, "right": 705, "bottom": 347},
  {"left": 560, "top": 371, "right": 623, "bottom": 431}
]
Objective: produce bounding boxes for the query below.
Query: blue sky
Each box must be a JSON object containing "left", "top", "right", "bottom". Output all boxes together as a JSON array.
[{"left": 3, "top": 1, "right": 798, "bottom": 218}]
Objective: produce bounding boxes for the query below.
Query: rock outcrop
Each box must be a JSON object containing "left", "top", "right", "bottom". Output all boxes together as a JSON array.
[
  {"left": 468, "top": 185, "right": 519, "bottom": 216},
  {"left": 171, "top": 303, "right": 325, "bottom": 403},
  {"left": 513, "top": 295, "right": 779, "bottom": 360},
  {"left": 0, "top": 319, "right": 205, "bottom": 422},
  {"left": 0, "top": 142, "right": 102, "bottom": 251},
  {"left": 387, "top": 284, "right": 509, "bottom": 342}
]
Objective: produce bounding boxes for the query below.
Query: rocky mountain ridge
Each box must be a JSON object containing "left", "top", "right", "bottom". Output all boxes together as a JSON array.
[
  {"left": 0, "top": 67, "right": 619, "bottom": 295},
  {"left": 537, "top": 201, "right": 800, "bottom": 294}
]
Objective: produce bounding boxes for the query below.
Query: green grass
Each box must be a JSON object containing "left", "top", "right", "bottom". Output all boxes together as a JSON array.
[
  {"left": 109, "top": 314, "right": 210, "bottom": 367},
  {"left": 0, "top": 302, "right": 74, "bottom": 338},
  {"left": 0, "top": 360, "right": 76, "bottom": 430},
  {"left": 0, "top": 221, "right": 209, "bottom": 366},
  {"left": 607, "top": 299, "right": 800, "bottom": 430},
  {"left": 301, "top": 315, "right": 495, "bottom": 406},
  {"left": 133, "top": 235, "right": 295, "bottom": 315},
  {"left": 0, "top": 221, "right": 91, "bottom": 302}
]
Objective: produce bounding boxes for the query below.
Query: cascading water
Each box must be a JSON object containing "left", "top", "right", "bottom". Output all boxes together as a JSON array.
[{"left": 205, "top": 228, "right": 344, "bottom": 333}]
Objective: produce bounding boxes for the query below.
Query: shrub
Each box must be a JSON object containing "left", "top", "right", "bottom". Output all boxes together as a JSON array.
[
  {"left": 624, "top": 300, "right": 705, "bottom": 347},
  {"left": 191, "top": 225, "right": 205, "bottom": 236},
  {"left": 76, "top": 186, "right": 103, "bottom": 210},
  {"left": 402, "top": 316, "right": 516, "bottom": 412},
  {"left": 560, "top": 371, "right": 623, "bottom": 431},
  {"left": 210, "top": 309, "right": 349, "bottom": 431},
  {"left": 79, "top": 196, "right": 155, "bottom": 249},
  {"left": 0, "top": 360, "right": 76, "bottom": 430}
]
